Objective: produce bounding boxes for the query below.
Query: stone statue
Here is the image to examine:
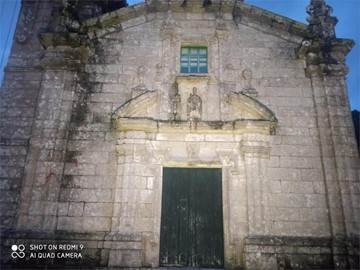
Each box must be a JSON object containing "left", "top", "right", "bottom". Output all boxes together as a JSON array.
[
  {"left": 187, "top": 87, "right": 202, "bottom": 121},
  {"left": 131, "top": 66, "right": 147, "bottom": 98},
  {"left": 241, "top": 68, "right": 258, "bottom": 96},
  {"left": 172, "top": 88, "right": 181, "bottom": 120},
  {"left": 137, "top": 66, "right": 145, "bottom": 88}
]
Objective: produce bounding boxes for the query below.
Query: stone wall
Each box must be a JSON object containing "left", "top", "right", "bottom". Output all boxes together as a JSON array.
[
  {"left": 0, "top": 0, "right": 359, "bottom": 269},
  {"left": 0, "top": 0, "right": 52, "bottom": 229}
]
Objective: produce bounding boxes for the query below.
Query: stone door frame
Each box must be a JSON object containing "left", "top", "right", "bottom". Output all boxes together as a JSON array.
[
  {"left": 115, "top": 124, "right": 272, "bottom": 268},
  {"left": 112, "top": 88, "right": 276, "bottom": 267}
]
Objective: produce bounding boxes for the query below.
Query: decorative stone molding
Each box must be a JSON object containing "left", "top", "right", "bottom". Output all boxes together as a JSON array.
[
  {"left": 227, "top": 91, "right": 277, "bottom": 134},
  {"left": 111, "top": 83, "right": 277, "bottom": 135},
  {"left": 112, "top": 118, "right": 276, "bottom": 135},
  {"left": 112, "top": 90, "right": 158, "bottom": 119},
  {"left": 306, "top": 0, "right": 337, "bottom": 40},
  {"left": 175, "top": 75, "right": 210, "bottom": 121},
  {"left": 300, "top": 39, "right": 354, "bottom": 77}
]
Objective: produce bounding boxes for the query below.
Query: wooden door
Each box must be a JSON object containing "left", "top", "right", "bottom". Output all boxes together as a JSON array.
[{"left": 160, "top": 168, "right": 224, "bottom": 267}]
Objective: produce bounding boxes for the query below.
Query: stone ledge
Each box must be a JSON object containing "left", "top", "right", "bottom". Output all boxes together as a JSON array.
[{"left": 113, "top": 117, "right": 275, "bottom": 135}]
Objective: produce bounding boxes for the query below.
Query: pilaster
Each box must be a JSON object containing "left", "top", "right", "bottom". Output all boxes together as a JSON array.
[
  {"left": 16, "top": 46, "right": 89, "bottom": 230},
  {"left": 301, "top": 1, "right": 359, "bottom": 266}
]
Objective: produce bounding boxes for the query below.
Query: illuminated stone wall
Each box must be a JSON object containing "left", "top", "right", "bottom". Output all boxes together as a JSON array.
[{"left": 0, "top": 0, "right": 358, "bottom": 269}]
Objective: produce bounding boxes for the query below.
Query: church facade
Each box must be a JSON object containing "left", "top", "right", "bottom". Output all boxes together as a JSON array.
[{"left": 0, "top": 0, "right": 359, "bottom": 269}]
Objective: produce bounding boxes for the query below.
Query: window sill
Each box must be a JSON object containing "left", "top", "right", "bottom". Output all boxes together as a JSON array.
[{"left": 175, "top": 74, "right": 210, "bottom": 84}]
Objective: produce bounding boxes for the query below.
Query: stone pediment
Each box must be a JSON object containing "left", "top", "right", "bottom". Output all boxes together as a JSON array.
[
  {"left": 227, "top": 91, "right": 277, "bottom": 122},
  {"left": 79, "top": 0, "right": 309, "bottom": 41},
  {"left": 112, "top": 90, "right": 158, "bottom": 118},
  {"left": 111, "top": 89, "right": 277, "bottom": 135}
]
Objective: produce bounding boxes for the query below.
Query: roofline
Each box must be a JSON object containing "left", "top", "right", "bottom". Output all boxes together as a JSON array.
[{"left": 81, "top": 0, "right": 311, "bottom": 40}]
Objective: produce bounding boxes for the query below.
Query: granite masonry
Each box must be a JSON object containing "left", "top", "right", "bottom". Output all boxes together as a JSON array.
[{"left": 0, "top": 0, "right": 359, "bottom": 269}]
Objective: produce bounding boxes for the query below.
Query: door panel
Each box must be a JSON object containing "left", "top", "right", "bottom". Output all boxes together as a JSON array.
[{"left": 160, "top": 168, "right": 224, "bottom": 267}]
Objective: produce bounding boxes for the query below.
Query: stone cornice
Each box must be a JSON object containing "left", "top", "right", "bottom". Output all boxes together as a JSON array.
[
  {"left": 37, "top": 0, "right": 312, "bottom": 51},
  {"left": 79, "top": 0, "right": 310, "bottom": 40},
  {"left": 299, "top": 38, "right": 355, "bottom": 77},
  {"left": 112, "top": 117, "right": 275, "bottom": 135}
]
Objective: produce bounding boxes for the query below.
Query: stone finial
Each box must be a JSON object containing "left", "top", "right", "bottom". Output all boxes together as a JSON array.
[{"left": 306, "top": 0, "right": 338, "bottom": 40}]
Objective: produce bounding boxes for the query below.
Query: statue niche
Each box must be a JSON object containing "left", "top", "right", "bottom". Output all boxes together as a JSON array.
[{"left": 187, "top": 87, "right": 202, "bottom": 121}]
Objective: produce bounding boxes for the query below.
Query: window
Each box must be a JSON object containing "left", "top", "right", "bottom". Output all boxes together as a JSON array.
[{"left": 180, "top": 47, "right": 208, "bottom": 74}]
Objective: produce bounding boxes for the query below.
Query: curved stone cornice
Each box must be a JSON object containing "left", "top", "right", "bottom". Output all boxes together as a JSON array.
[
  {"left": 112, "top": 90, "right": 158, "bottom": 119},
  {"left": 111, "top": 90, "right": 277, "bottom": 135},
  {"left": 228, "top": 92, "right": 277, "bottom": 122}
]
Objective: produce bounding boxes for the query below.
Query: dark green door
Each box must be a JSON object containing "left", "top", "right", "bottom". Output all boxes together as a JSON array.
[{"left": 160, "top": 168, "right": 224, "bottom": 267}]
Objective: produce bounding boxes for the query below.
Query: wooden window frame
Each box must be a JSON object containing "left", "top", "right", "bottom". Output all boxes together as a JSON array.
[{"left": 180, "top": 46, "right": 208, "bottom": 74}]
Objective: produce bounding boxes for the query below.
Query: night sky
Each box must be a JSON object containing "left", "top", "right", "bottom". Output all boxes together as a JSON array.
[{"left": 0, "top": 0, "right": 359, "bottom": 110}]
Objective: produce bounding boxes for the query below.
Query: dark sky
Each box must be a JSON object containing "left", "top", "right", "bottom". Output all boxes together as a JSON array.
[{"left": 1, "top": 0, "right": 359, "bottom": 110}]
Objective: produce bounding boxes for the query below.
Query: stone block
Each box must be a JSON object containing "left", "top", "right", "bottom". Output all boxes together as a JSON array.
[
  {"left": 267, "top": 168, "right": 301, "bottom": 181},
  {"left": 44, "top": 202, "right": 58, "bottom": 215},
  {"left": 57, "top": 216, "right": 110, "bottom": 231},
  {"left": 121, "top": 15, "right": 147, "bottom": 30},
  {"left": 281, "top": 135, "right": 314, "bottom": 145},
  {"left": 96, "top": 163, "right": 117, "bottom": 176},
  {"left": 103, "top": 241, "right": 142, "bottom": 249},
  {"left": 57, "top": 202, "right": 69, "bottom": 216},
  {"left": 306, "top": 194, "right": 326, "bottom": 208},
  {"left": 84, "top": 203, "right": 113, "bottom": 217},
  {"left": 277, "top": 127, "right": 310, "bottom": 136},
  {"left": 242, "top": 47, "right": 270, "bottom": 58},
  {"left": 59, "top": 188, "right": 112, "bottom": 203},
  {"left": 301, "top": 169, "right": 324, "bottom": 182},
  {"left": 281, "top": 181, "right": 314, "bottom": 194},
  {"left": 267, "top": 180, "right": 281, "bottom": 193},
  {"left": 68, "top": 202, "right": 84, "bottom": 216},
  {"left": 0, "top": 190, "right": 18, "bottom": 203},
  {"left": 268, "top": 155, "right": 279, "bottom": 167},
  {"left": 280, "top": 157, "right": 320, "bottom": 169},
  {"left": 275, "top": 194, "right": 308, "bottom": 208},
  {"left": 108, "top": 249, "right": 141, "bottom": 267},
  {"left": 63, "top": 163, "right": 96, "bottom": 176}
]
